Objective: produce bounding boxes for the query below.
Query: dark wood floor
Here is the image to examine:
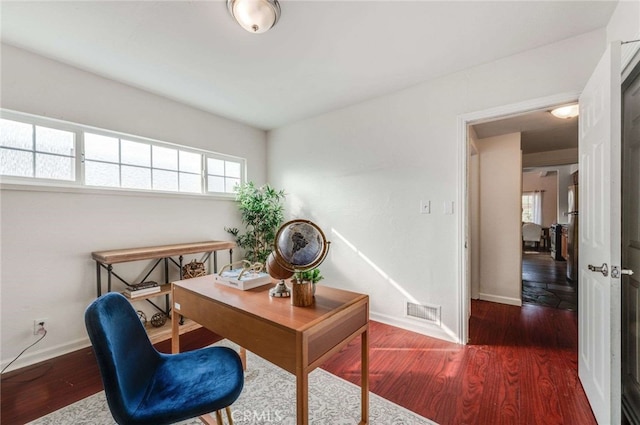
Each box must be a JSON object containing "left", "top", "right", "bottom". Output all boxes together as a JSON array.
[
  {"left": 323, "top": 301, "right": 595, "bottom": 425},
  {"left": 1, "top": 301, "right": 595, "bottom": 425},
  {"left": 522, "top": 251, "right": 577, "bottom": 311}
]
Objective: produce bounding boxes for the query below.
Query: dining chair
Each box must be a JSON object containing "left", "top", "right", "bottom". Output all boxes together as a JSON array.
[
  {"left": 522, "top": 222, "right": 543, "bottom": 251},
  {"left": 85, "top": 292, "right": 243, "bottom": 425}
]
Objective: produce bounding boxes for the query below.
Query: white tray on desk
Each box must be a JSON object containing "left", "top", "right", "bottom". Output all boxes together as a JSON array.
[{"left": 213, "top": 269, "right": 272, "bottom": 290}]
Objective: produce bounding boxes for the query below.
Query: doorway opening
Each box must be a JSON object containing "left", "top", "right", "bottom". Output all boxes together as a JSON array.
[
  {"left": 456, "top": 92, "right": 581, "bottom": 343},
  {"left": 467, "top": 105, "right": 579, "bottom": 312}
]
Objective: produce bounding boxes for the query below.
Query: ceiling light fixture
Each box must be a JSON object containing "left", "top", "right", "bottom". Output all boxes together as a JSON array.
[
  {"left": 227, "top": 0, "right": 280, "bottom": 34},
  {"left": 550, "top": 104, "right": 579, "bottom": 119}
]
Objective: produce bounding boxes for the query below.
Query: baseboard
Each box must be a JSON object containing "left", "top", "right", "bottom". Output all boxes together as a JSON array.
[
  {"left": 478, "top": 293, "right": 522, "bottom": 307},
  {"left": 371, "top": 311, "right": 459, "bottom": 344},
  {"left": 0, "top": 337, "right": 91, "bottom": 373},
  {"left": 3, "top": 314, "right": 463, "bottom": 372}
]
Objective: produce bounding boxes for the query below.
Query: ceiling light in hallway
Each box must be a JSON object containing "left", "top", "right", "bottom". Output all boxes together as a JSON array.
[{"left": 550, "top": 104, "right": 579, "bottom": 119}]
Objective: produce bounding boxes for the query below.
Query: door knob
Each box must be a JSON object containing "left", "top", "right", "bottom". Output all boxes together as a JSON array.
[
  {"left": 588, "top": 263, "right": 609, "bottom": 277},
  {"left": 612, "top": 266, "right": 634, "bottom": 279}
]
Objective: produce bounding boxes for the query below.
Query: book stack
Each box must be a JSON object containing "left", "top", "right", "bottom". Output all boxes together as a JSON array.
[{"left": 123, "top": 281, "right": 161, "bottom": 298}]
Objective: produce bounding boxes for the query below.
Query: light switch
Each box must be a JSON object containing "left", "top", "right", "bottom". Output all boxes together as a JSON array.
[
  {"left": 420, "top": 200, "right": 431, "bottom": 214},
  {"left": 444, "top": 201, "right": 454, "bottom": 215}
]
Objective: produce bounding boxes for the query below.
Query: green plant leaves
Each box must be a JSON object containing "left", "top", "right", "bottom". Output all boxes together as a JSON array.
[
  {"left": 293, "top": 268, "right": 324, "bottom": 284},
  {"left": 226, "top": 182, "right": 286, "bottom": 264}
]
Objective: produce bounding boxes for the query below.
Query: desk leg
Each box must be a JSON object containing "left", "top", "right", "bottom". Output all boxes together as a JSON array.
[
  {"left": 361, "top": 327, "right": 369, "bottom": 424},
  {"left": 296, "top": 372, "right": 309, "bottom": 425},
  {"left": 171, "top": 302, "right": 180, "bottom": 354},
  {"left": 239, "top": 347, "right": 247, "bottom": 370}
]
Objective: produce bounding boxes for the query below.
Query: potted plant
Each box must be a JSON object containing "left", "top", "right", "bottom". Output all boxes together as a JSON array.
[
  {"left": 291, "top": 268, "right": 323, "bottom": 307},
  {"left": 225, "top": 182, "right": 286, "bottom": 264},
  {"left": 292, "top": 268, "right": 324, "bottom": 285}
]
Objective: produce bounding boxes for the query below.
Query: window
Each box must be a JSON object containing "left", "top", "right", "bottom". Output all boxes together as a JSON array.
[
  {"left": 0, "top": 118, "right": 76, "bottom": 181},
  {"left": 206, "top": 157, "right": 242, "bottom": 194},
  {"left": 84, "top": 133, "right": 206, "bottom": 194},
  {"left": 0, "top": 111, "right": 245, "bottom": 196},
  {"left": 522, "top": 191, "right": 542, "bottom": 224}
]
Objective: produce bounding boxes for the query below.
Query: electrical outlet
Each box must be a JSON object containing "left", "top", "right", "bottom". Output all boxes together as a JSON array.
[{"left": 33, "top": 318, "right": 47, "bottom": 335}]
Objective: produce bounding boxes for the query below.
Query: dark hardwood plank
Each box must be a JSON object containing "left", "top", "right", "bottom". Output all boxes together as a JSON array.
[
  {"left": 1, "top": 301, "right": 596, "bottom": 425},
  {"left": 522, "top": 252, "right": 577, "bottom": 311},
  {"left": 321, "top": 301, "right": 596, "bottom": 425}
]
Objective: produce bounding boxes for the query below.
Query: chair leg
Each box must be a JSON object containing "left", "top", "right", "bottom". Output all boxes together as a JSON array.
[
  {"left": 200, "top": 407, "right": 233, "bottom": 425},
  {"left": 198, "top": 413, "right": 218, "bottom": 425}
]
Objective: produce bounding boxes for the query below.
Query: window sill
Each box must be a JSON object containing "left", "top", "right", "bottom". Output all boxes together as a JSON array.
[{"left": 0, "top": 179, "right": 237, "bottom": 202}]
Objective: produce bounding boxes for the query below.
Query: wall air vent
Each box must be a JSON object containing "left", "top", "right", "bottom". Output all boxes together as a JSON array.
[{"left": 406, "top": 301, "right": 441, "bottom": 326}]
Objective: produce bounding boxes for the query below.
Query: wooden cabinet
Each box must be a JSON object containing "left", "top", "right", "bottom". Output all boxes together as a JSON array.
[{"left": 92, "top": 241, "right": 235, "bottom": 343}]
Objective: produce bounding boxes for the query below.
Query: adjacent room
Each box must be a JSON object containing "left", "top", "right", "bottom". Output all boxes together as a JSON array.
[
  {"left": 470, "top": 109, "right": 579, "bottom": 311},
  {"left": 1, "top": 1, "right": 639, "bottom": 424}
]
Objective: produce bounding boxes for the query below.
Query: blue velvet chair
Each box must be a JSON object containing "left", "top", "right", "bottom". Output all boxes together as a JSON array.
[{"left": 85, "top": 292, "right": 244, "bottom": 425}]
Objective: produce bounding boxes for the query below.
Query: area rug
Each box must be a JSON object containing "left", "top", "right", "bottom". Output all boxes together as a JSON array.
[{"left": 29, "top": 340, "right": 437, "bottom": 425}]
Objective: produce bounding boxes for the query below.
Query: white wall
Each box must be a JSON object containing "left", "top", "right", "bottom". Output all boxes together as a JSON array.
[
  {"left": 267, "top": 29, "right": 607, "bottom": 342},
  {"left": 477, "top": 133, "right": 522, "bottom": 305},
  {"left": 0, "top": 44, "right": 267, "bottom": 369}
]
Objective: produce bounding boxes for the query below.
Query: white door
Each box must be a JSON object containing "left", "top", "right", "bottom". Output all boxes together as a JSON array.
[{"left": 578, "top": 42, "right": 622, "bottom": 425}]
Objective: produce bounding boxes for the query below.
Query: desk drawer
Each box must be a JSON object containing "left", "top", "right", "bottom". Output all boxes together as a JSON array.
[
  {"left": 173, "top": 286, "right": 297, "bottom": 372},
  {"left": 307, "top": 300, "right": 368, "bottom": 366}
]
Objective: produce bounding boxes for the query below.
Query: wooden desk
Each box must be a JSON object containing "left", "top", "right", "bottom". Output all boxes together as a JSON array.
[{"left": 171, "top": 275, "right": 369, "bottom": 425}]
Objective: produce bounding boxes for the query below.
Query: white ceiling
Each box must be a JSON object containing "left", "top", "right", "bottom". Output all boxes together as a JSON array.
[
  {"left": 473, "top": 109, "right": 579, "bottom": 154},
  {"left": 1, "top": 1, "right": 617, "bottom": 130}
]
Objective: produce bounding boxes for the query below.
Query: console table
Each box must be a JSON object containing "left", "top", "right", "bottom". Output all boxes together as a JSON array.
[
  {"left": 92, "top": 240, "right": 235, "bottom": 296},
  {"left": 92, "top": 241, "right": 235, "bottom": 343}
]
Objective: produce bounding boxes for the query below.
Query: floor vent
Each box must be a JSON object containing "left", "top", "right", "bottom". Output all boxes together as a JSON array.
[{"left": 406, "top": 302, "right": 441, "bottom": 325}]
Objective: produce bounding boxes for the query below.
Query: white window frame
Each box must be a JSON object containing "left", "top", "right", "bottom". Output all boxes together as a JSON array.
[
  {"left": 0, "top": 109, "right": 246, "bottom": 197},
  {"left": 0, "top": 112, "right": 81, "bottom": 185},
  {"left": 522, "top": 191, "right": 542, "bottom": 225},
  {"left": 204, "top": 154, "right": 245, "bottom": 195}
]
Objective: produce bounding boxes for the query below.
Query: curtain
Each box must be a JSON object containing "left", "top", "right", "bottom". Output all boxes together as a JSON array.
[
  {"left": 523, "top": 191, "right": 543, "bottom": 225},
  {"left": 532, "top": 191, "right": 543, "bottom": 225}
]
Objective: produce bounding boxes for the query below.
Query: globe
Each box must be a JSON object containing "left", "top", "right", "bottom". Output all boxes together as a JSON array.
[
  {"left": 274, "top": 219, "right": 329, "bottom": 271},
  {"left": 265, "top": 251, "right": 293, "bottom": 280},
  {"left": 267, "top": 219, "right": 330, "bottom": 298}
]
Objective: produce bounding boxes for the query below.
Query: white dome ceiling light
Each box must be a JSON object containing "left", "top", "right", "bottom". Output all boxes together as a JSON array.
[
  {"left": 550, "top": 104, "right": 579, "bottom": 119},
  {"left": 227, "top": 0, "right": 281, "bottom": 34}
]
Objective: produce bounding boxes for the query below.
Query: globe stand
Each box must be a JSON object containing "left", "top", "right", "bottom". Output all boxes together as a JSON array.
[{"left": 269, "top": 280, "right": 291, "bottom": 298}]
